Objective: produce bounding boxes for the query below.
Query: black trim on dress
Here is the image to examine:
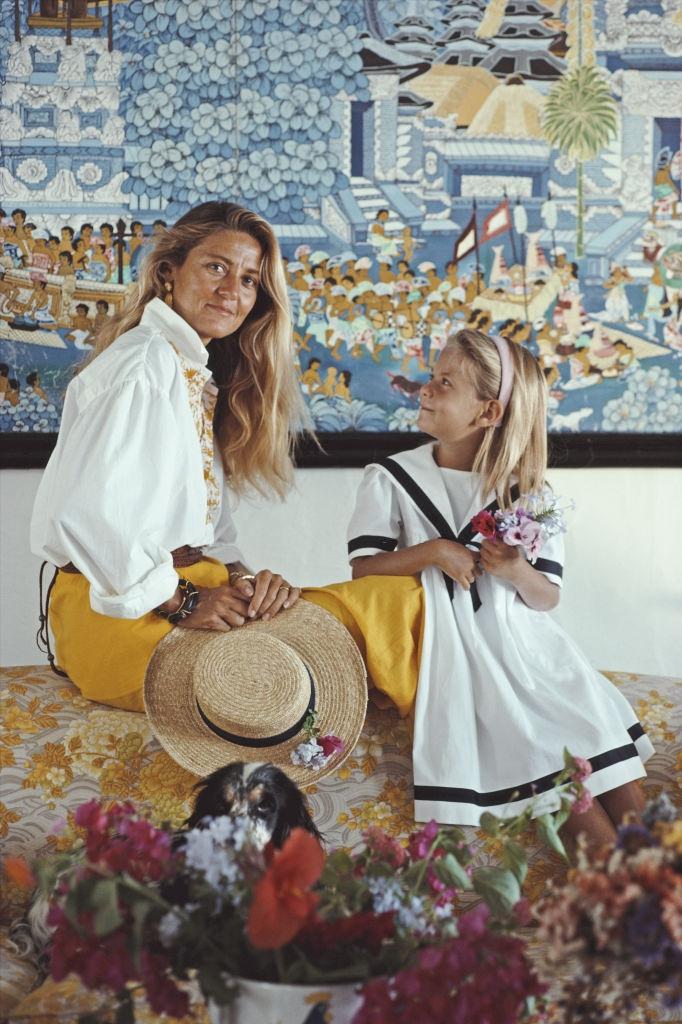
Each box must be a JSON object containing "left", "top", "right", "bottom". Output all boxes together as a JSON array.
[{"left": 414, "top": 728, "right": 648, "bottom": 807}]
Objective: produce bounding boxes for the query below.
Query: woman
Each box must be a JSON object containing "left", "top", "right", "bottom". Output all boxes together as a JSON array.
[{"left": 31, "top": 201, "right": 422, "bottom": 714}]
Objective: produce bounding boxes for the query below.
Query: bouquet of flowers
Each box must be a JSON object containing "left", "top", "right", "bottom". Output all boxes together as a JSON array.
[
  {"left": 535, "top": 793, "right": 682, "bottom": 1023},
  {"left": 4, "top": 755, "right": 591, "bottom": 1024},
  {"left": 471, "top": 492, "right": 572, "bottom": 562}
]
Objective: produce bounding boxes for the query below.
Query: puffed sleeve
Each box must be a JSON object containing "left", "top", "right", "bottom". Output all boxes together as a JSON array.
[
  {"left": 347, "top": 465, "right": 402, "bottom": 562},
  {"left": 31, "top": 377, "right": 181, "bottom": 619},
  {"left": 205, "top": 456, "right": 245, "bottom": 564},
  {"left": 533, "top": 528, "right": 564, "bottom": 588}
]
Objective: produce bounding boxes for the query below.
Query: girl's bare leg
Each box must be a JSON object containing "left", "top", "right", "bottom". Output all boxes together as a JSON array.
[
  {"left": 597, "top": 780, "right": 646, "bottom": 827},
  {"left": 560, "top": 799, "right": 617, "bottom": 852}
]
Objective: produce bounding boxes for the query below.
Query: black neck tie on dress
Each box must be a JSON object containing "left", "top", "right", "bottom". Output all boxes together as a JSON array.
[{"left": 378, "top": 458, "right": 520, "bottom": 612}]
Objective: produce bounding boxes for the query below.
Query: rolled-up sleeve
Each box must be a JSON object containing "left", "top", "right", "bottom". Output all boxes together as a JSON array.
[
  {"left": 347, "top": 466, "right": 402, "bottom": 562},
  {"left": 32, "top": 377, "right": 180, "bottom": 618},
  {"left": 532, "top": 529, "right": 565, "bottom": 588}
]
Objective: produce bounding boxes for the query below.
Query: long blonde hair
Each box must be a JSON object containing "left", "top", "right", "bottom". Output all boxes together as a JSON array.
[
  {"left": 88, "top": 201, "right": 306, "bottom": 498},
  {"left": 447, "top": 328, "right": 548, "bottom": 505}
]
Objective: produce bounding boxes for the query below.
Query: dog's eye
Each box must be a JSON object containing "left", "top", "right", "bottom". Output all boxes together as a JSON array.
[{"left": 255, "top": 795, "right": 276, "bottom": 815}]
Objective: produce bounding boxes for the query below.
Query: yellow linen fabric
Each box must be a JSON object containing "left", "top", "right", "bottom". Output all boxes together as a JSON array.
[{"left": 49, "top": 569, "right": 422, "bottom": 716}]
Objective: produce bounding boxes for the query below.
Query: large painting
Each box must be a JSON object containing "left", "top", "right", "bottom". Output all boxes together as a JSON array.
[{"left": 1, "top": 0, "right": 681, "bottom": 468}]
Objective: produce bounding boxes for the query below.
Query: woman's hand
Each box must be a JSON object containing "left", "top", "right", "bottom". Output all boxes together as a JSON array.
[
  {"left": 174, "top": 585, "right": 251, "bottom": 632},
  {"left": 433, "top": 539, "right": 481, "bottom": 590},
  {"left": 241, "top": 569, "right": 301, "bottom": 622},
  {"left": 478, "top": 539, "right": 523, "bottom": 583}
]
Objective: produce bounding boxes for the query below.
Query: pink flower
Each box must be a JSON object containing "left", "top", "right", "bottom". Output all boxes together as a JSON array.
[
  {"left": 319, "top": 734, "right": 345, "bottom": 758},
  {"left": 471, "top": 510, "right": 498, "bottom": 539},
  {"left": 408, "top": 820, "right": 440, "bottom": 860},
  {"left": 572, "top": 756, "right": 593, "bottom": 783},
  {"left": 502, "top": 519, "right": 544, "bottom": 560},
  {"left": 572, "top": 790, "right": 594, "bottom": 815},
  {"left": 364, "top": 826, "right": 408, "bottom": 869}
]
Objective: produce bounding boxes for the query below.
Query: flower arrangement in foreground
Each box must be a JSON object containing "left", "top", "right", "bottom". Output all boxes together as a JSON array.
[
  {"left": 4, "top": 754, "right": 592, "bottom": 1024},
  {"left": 535, "top": 792, "right": 682, "bottom": 1023},
  {"left": 471, "top": 492, "right": 572, "bottom": 562}
]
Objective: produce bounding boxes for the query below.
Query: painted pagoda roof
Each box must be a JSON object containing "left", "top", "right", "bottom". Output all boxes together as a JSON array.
[
  {"left": 409, "top": 64, "right": 498, "bottom": 125},
  {"left": 465, "top": 76, "right": 546, "bottom": 138},
  {"left": 359, "top": 37, "right": 431, "bottom": 81}
]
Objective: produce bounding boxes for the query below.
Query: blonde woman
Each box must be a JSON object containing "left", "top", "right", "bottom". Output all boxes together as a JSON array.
[
  {"left": 346, "top": 329, "right": 652, "bottom": 841},
  {"left": 31, "top": 201, "right": 423, "bottom": 716}
]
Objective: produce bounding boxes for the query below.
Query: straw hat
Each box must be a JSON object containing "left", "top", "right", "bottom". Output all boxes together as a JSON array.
[{"left": 144, "top": 600, "right": 367, "bottom": 785}]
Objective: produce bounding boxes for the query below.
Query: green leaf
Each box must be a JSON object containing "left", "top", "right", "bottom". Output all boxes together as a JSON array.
[
  {"left": 501, "top": 840, "right": 528, "bottom": 886},
  {"left": 437, "top": 852, "right": 473, "bottom": 891},
  {"left": 478, "top": 812, "right": 502, "bottom": 837},
  {"left": 130, "top": 900, "right": 152, "bottom": 966},
  {"left": 472, "top": 866, "right": 520, "bottom": 917},
  {"left": 114, "top": 993, "right": 135, "bottom": 1024},
  {"left": 535, "top": 813, "right": 568, "bottom": 862},
  {"left": 198, "top": 965, "right": 237, "bottom": 1005},
  {"left": 91, "top": 878, "right": 123, "bottom": 937}
]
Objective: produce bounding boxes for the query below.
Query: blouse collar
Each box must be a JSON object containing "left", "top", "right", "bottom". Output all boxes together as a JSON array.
[{"left": 140, "top": 298, "right": 209, "bottom": 368}]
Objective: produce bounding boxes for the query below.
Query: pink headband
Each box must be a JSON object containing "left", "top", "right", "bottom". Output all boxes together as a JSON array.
[{"left": 490, "top": 334, "right": 514, "bottom": 421}]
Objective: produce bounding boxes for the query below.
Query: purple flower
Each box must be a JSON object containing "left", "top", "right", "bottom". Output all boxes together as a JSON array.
[
  {"left": 625, "top": 894, "right": 672, "bottom": 968},
  {"left": 616, "top": 823, "right": 655, "bottom": 854}
]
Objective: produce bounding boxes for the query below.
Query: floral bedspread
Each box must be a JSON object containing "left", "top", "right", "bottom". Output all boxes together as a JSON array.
[{"left": 1, "top": 664, "right": 680, "bottom": 1022}]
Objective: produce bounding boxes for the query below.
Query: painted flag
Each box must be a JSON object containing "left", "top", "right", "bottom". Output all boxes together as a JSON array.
[
  {"left": 480, "top": 198, "right": 511, "bottom": 244},
  {"left": 453, "top": 213, "right": 477, "bottom": 263}
]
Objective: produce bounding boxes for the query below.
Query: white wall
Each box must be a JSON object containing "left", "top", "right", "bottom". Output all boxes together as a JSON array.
[{"left": 1, "top": 466, "right": 681, "bottom": 676}]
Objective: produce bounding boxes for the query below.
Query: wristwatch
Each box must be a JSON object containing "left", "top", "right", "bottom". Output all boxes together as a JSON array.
[{"left": 153, "top": 578, "right": 199, "bottom": 624}]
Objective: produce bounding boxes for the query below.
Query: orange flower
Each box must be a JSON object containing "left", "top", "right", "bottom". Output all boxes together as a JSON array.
[
  {"left": 3, "top": 856, "right": 36, "bottom": 889},
  {"left": 247, "top": 829, "right": 324, "bottom": 949}
]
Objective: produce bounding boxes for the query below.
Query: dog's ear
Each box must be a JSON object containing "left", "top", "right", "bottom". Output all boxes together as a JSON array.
[
  {"left": 269, "top": 767, "right": 324, "bottom": 848},
  {"left": 184, "top": 763, "right": 245, "bottom": 830}
]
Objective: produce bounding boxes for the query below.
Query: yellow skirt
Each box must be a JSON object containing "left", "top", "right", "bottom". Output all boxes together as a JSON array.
[{"left": 49, "top": 562, "right": 423, "bottom": 718}]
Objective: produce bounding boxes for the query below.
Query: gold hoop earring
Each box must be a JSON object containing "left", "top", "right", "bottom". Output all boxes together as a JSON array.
[{"left": 164, "top": 281, "right": 173, "bottom": 309}]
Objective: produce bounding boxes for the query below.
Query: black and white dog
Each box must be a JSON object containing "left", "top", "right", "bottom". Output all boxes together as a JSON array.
[
  {"left": 13, "top": 761, "right": 321, "bottom": 965},
  {"left": 183, "top": 761, "right": 323, "bottom": 849}
]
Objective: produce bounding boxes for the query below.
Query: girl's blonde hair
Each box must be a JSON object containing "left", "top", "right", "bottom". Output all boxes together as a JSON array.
[
  {"left": 446, "top": 328, "right": 548, "bottom": 505},
  {"left": 87, "top": 201, "right": 306, "bottom": 498}
]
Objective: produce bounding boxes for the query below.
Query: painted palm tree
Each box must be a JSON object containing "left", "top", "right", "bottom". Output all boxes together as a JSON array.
[{"left": 543, "top": 65, "right": 618, "bottom": 258}]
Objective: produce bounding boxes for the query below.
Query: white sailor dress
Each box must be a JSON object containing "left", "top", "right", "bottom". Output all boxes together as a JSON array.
[{"left": 347, "top": 442, "right": 654, "bottom": 827}]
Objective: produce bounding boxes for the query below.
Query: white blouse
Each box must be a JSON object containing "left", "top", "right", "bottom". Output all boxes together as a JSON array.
[{"left": 30, "top": 299, "right": 243, "bottom": 619}]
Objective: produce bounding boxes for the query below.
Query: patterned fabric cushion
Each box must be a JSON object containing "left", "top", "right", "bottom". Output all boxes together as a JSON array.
[{"left": 2, "top": 664, "right": 680, "bottom": 1022}]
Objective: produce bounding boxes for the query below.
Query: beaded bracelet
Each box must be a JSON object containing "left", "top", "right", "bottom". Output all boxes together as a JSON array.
[{"left": 153, "top": 577, "right": 199, "bottom": 625}]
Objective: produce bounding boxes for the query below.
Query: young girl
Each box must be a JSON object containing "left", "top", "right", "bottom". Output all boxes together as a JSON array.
[{"left": 347, "top": 328, "right": 652, "bottom": 844}]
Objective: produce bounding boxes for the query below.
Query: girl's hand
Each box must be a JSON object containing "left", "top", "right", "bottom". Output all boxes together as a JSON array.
[
  {"left": 175, "top": 585, "right": 250, "bottom": 632},
  {"left": 479, "top": 539, "right": 523, "bottom": 583},
  {"left": 245, "top": 570, "right": 301, "bottom": 622},
  {"left": 433, "top": 539, "right": 481, "bottom": 590}
]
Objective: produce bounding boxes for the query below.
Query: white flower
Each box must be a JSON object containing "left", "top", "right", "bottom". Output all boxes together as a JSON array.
[
  {"left": 16, "top": 157, "right": 48, "bottom": 183},
  {"left": 76, "top": 162, "right": 103, "bottom": 185},
  {"left": 183, "top": 816, "right": 247, "bottom": 892},
  {"left": 290, "top": 738, "right": 329, "bottom": 769},
  {"left": 368, "top": 876, "right": 403, "bottom": 914},
  {"left": 158, "top": 909, "right": 183, "bottom": 947}
]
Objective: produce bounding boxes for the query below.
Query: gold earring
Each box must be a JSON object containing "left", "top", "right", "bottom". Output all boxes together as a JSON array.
[{"left": 164, "top": 281, "right": 173, "bottom": 308}]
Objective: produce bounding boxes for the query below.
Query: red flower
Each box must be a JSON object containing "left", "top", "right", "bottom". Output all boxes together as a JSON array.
[
  {"left": 319, "top": 734, "right": 345, "bottom": 758},
  {"left": 471, "top": 510, "right": 498, "bottom": 540},
  {"left": 299, "top": 910, "right": 396, "bottom": 954},
  {"left": 247, "top": 828, "right": 324, "bottom": 949}
]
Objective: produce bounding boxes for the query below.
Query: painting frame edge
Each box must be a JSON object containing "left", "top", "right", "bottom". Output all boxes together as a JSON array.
[{"left": 2, "top": 432, "right": 681, "bottom": 471}]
